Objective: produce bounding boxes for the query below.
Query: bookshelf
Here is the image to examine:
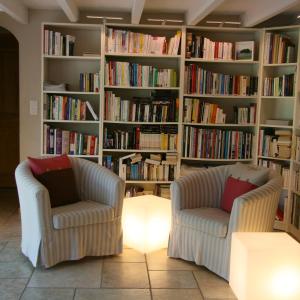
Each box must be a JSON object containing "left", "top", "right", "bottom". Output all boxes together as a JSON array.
[{"left": 40, "top": 22, "right": 300, "bottom": 239}]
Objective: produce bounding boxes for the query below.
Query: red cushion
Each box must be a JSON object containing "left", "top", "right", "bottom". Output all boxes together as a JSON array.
[
  {"left": 221, "top": 176, "right": 258, "bottom": 213},
  {"left": 28, "top": 154, "right": 71, "bottom": 176}
]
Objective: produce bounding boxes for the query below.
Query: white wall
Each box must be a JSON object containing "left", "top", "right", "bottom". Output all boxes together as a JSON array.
[{"left": 0, "top": 10, "right": 69, "bottom": 161}]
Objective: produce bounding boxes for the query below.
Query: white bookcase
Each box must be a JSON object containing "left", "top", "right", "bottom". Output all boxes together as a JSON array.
[{"left": 40, "top": 22, "right": 300, "bottom": 239}]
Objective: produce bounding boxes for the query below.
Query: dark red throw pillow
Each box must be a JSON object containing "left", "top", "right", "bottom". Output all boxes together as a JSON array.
[
  {"left": 28, "top": 155, "right": 80, "bottom": 208},
  {"left": 221, "top": 176, "right": 258, "bottom": 213}
]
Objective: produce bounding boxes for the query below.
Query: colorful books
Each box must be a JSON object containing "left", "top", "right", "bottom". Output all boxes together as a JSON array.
[
  {"left": 264, "top": 32, "right": 295, "bottom": 64},
  {"left": 233, "top": 104, "right": 257, "bottom": 124},
  {"left": 263, "top": 74, "right": 294, "bottom": 96},
  {"left": 105, "top": 92, "right": 179, "bottom": 122},
  {"left": 106, "top": 28, "right": 181, "bottom": 55},
  {"left": 103, "top": 125, "right": 177, "bottom": 150},
  {"left": 43, "top": 125, "right": 98, "bottom": 155},
  {"left": 183, "top": 127, "right": 253, "bottom": 159},
  {"left": 105, "top": 61, "right": 177, "bottom": 87},
  {"left": 79, "top": 73, "right": 100, "bottom": 92},
  {"left": 184, "top": 65, "right": 258, "bottom": 96},
  {"left": 43, "top": 29, "right": 75, "bottom": 56}
]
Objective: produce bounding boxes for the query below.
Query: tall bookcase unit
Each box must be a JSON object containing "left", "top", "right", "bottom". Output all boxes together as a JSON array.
[{"left": 40, "top": 22, "right": 300, "bottom": 240}]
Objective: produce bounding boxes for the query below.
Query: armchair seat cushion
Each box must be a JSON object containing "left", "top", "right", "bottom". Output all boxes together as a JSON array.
[
  {"left": 176, "top": 208, "right": 230, "bottom": 238},
  {"left": 52, "top": 200, "right": 115, "bottom": 230}
]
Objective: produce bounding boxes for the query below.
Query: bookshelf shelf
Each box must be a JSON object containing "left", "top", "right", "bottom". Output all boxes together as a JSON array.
[
  {"left": 292, "top": 190, "right": 300, "bottom": 197},
  {"left": 103, "top": 149, "right": 177, "bottom": 153},
  {"left": 257, "top": 156, "right": 291, "bottom": 162},
  {"left": 260, "top": 124, "right": 293, "bottom": 129},
  {"left": 43, "top": 91, "right": 100, "bottom": 95},
  {"left": 104, "top": 121, "right": 179, "bottom": 125},
  {"left": 44, "top": 120, "right": 100, "bottom": 124},
  {"left": 185, "top": 58, "right": 259, "bottom": 64},
  {"left": 43, "top": 55, "right": 101, "bottom": 60},
  {"left": 104, "top": 85, "right": 180, "bottom": 90},
  {"left": 183, "top": 94, "right": 257, "bottom": 99},
  {"left": 105, "top": 53, "right": 181, "bottom": 59},
  {"left": 180, "top": 158, "right": 253, "bottom": 162},
  {"left": 261, "top": 96, "right": 296, "bottom": 100},
  {"left": 263, "top": 63, "right": 297, "bottom": 67},
  {"left": 183, "top": 122, "right": 255, "bottom": 127}
]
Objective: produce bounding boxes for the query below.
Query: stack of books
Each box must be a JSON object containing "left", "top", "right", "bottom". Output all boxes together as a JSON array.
[
  {"left": 79, "top": 73, "right": 100, "bottom": 92},
  {"left": 263, "top": 74, "right": 294, "bottom": 96},
  {"left": 105, "top": 61, "right": 177, "bottom": 87},
  {"left": 233, "top": 104, "right": 257, "bottom": 124},
  {"left": 264, "top": 32, "right": 295, "bottom": 64},
  {"left": 186, "top": 34, "right": 234, "bottom": 60},
  {"left": 118, "top": 153, "right": 177, "bottom": 181},
  {"left": 43, "top": 29, "right": 75, "bottom": 56},
  {"left": 106, "top": 28, "right": 181, "bottom": 55},
  {"left": 105, "top": 92, "right": 179, "bottom": 122},
  {"left": 184, "top": 98, "right": 226, "bottom": 124},
  {"left": 183, "top": 127, "right": 253, "bottom": 159},
  {"left": 184, "top": 65, "right": 258, "bottom": 96},
  {"left": 45, "top": 95, "right": 98, "bottom": 121},
  {"left": 103, "top": 125, "right": 178, "bottom": 150},
  {"left": 157, "top": 185, "right": 171, "bottom": 199},
  {"left": 43, "top": 125, "right": 98, "bottom": 155},
  {"left": 258, "top": 129, "right": 292, "bottom": 158}
]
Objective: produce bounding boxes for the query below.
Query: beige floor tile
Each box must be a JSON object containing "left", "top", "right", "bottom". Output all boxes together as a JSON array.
[
  {"left": 152, "top": 289, "right": 203, "bottom": 300},
  {"left": 102, "top": 262, "right": 149, "bottom": 288},
  {"left": 149, "top": 271, "right": 198, "bottom": 289},
  {"left": 193, "top": 268, "right": 237, "bottom": 299},
  {"left": 0, "top": 261, "right": 33, "bottom": 279},
  {"left": 28, "top": 258, "right": 102, "bottom": 288},
  {"left": 0, "top": 278, "right": 27, "bottom": 300},
  {"left": 105, "top": 248, "right": 145, "bottom": 263},
  {"left": 75, "top": 288, "right": 151, "bottom": 300},
  {"left": 146, "top": 249, "right": 198, "bottom": 271},
  {"left": 0, "top": 243, "right": 27, "bottom": 262},
  {"left": 21, "top": 288, "right": 74, "bottom": 300}
]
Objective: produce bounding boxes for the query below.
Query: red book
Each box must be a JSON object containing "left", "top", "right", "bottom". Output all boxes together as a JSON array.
[
  {"left": 235, "top": 131, "right": 239, "bottom": 159},
  {"left": 214, "top": 42, "right": 218, "bottom": 59},
  {"left": 90, "top": 136, "right": 96, "bottom": 155},
  {"left": 135, "top": 127, "right": 140, "bottom": 149}
]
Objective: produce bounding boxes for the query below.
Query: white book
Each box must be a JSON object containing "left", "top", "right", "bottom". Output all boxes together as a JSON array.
[{"left": 86, "top": 101, "right": 98, "bottom": 120}]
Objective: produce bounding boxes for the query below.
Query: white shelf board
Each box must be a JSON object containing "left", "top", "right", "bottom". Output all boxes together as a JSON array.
[
  {"left": 183, "top": 122, "right": 256, "bottom": 127},
  {"left": 185, "top": 58, "right": 259, "bottom": 64},
  {"left": 104, "top": 120, "right": 178, "bottom": 125},
  {"left": 104, "top": 85, "right": 180, "bottom": 90},
  {"left": 105, "top": 53, "right": 180, "bottom": 58},
  {"left": 43, "top": 120, "right": 100, "bottom": 124},
  {"left": 125, "top": 180, "right": 172, "bottom": 184},
  {"left": 180, "top": 157, "right": 253, "bottom": 162},
  {"left": 263, "top": 63, "right": 297, "bottom": 67},
  {"left": 258, "top": 156, "right": 291, "bottom": 162},
  {"left": 260, "top": 124, "right": 293, "bottom": 129},
  {"left": 43, "top": 55, "right": 101, "bottom": 60},
  {"left": 261, "top": 96, "right": 295, "bottom": 100},
  {"left": 43, "top": 90, "right": 100, "bottom": 95},
  {"left": 103, "top": 149, "right": 178, "bottom": 153},
  {"left": 183, "top": 93, "right": 257, "bottom": 99}
]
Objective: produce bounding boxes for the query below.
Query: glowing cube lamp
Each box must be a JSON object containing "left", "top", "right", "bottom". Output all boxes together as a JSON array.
[
  {"left": 230, "top": 232, "right": 300, "bottom": 300},
  {"left": 122, "top": 195, "right": 171, "bottom": 253}
]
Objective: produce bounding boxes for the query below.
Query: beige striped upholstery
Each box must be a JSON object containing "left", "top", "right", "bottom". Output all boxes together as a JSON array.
[
  {"left": 15, "top": 158, "right": 125, "bottom": 268},
  {"left": 168, "top": 165, "right": 282, "bottom": 280},
  {"left": 52, "top": 201, "right": 114, "bottom": 229}
]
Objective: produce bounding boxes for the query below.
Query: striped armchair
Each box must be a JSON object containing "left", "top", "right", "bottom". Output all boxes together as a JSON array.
[
  {"left": 168, "top": 165, "right": 282, "bottom": 280},
  {"left": 15, "top": 158, "right": 125, "bottom": 268}
]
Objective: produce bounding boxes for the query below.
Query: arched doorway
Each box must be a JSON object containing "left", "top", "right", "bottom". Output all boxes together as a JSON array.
[{"left": 0, "top": 27, "right": 19, "bottom": 189}]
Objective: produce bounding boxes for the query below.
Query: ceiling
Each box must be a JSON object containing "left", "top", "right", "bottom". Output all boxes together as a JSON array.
[{"left": 2, "top": 0, "right": 300, "bottom": 27}]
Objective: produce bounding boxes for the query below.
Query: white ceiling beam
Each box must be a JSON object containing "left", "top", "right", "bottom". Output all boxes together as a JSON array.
[
  {"left": 56, "top": 0, "right": 79, "bottom": 22},
  {"left": 0, "top": 0, "right": 28, "bottom": 24},
  {"left": 185, "top": 0, "right": 225, "bottom": 25},
  {"left": 242, "top": 0, "right": 299, "bottom": 27},
  {"left": 131, "top": 0, "right": 146, "bottom": 24}
]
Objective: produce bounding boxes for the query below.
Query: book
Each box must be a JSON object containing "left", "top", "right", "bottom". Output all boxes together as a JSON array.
[
  {"left": 86, "top": 101, "right": 98, "bottom": 120},
  {"left": 263, "top": 74, "right": 294, "bottom": 96},
  {"left": 235, "top": 41, "right": 254, "bottom": 61},
  {"left": 265, "top": 119, "right": 292, "bottom": 126},
  {"left": 79, "top": 72, "right": 100, "bottom": 92}
]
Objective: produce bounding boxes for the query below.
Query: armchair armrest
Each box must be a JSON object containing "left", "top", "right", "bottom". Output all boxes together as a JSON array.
[
  {"left": 171, "top": 166, "right": 227, "bottom": 214},
  {"left": 15, "top": 161, "right": 53, "bottom": 237},
  {"left": 71, "top": 158, "right": 125, "bottom": 217},
  {"left": 228, "top": 175, "right": 282, "bottom": 234}
]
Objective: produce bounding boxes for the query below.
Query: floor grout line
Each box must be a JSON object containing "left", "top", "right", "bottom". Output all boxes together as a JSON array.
[{"left": 192, "top": 271, "right": 205, "bottom": 300}]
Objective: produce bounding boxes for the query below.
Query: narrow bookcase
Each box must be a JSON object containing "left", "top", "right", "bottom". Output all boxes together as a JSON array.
[{"left": 40, "top": 22, "right": 300, "bottom": 240}]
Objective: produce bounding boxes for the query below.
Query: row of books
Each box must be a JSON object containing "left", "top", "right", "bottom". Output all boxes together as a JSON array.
[
  {"left": 264, "top": 33, "right": 295, "bottom": 64},
  {"left": 233, "top": 105, "right": 257, "bottom": 125},
  {"left": 263, "top": 74, "right": 294, "bottom": 96},
  {"left": 105, "top": 92, "right": 179, "bottom": 122},
  {"left": 296, "top": 136, "right": 300, "bottom": 162},
  {"left": 105, "top": 61, "right": 177, "bottom": 87},
  {"left": 118, "top": 153, "right": 177, "bottom": 181},
  {"left": 45, "top": 95, "right": 98, "bottom": 121},
  {"left": 184, "top": 65, "right": 258, "bottom": 96},
  {"left": 258, "top": 129, "right": 292, "bottom": 159},
  {"left": 258, "top": 159, "right": 290, "bottom": 189},
  {"left": 186, "top": 34, "right": 234, "bottom": 60},
  {"left": 292, "top": 194, "right": 300, "bottom": 229},
  {"left": 43, "top": 125, "right": 98, "bottom": 155},
  {"left": 79, "top": 73, "right": 100, "bottom": 92},
  {"left": 106, "top": 28, "right": 181, "bottom": 55},
  {"left": 293, "top": 169, "right": 300, "bottom": 192},
  {"left": 124, "top": 184, "right": 171, "bottom": 199},
  {"left": 183, "top": 127, "right": 253, "bottom": 159},
  {"left": 103, "top": 126, "right": 178, "bottom": 150},
  {"left": 43, "top": 30, "right": 75, "bottom": 56}
]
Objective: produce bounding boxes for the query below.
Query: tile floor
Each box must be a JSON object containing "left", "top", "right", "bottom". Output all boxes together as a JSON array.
[{"left": 0, "top": 189, "right": 237, "bottom": 300}]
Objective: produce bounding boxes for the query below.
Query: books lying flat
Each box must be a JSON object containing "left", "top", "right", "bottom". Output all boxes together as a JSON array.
[
  {"left": 44, "top": 82, "right": 67, "bottom": 91},
  {"left": 265, "top": 119, "right": 292, "bottom": 126}
]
